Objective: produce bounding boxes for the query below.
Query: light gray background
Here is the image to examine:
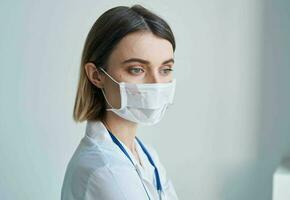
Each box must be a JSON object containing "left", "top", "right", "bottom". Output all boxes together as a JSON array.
[{"left": 0, "top": 0, "right": 290, "bottom": 200}]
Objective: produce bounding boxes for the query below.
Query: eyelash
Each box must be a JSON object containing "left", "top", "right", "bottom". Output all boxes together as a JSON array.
[
  {"left": 128, "top": 67, "right": 144, "bottom": 74},
  {"left": 128, "top": 66, "right": 173, "bottom": 75}
]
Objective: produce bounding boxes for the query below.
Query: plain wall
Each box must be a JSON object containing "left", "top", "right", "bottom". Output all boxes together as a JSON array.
[{"left": 0, "top": 0, "right": 289, "bottom": 199}]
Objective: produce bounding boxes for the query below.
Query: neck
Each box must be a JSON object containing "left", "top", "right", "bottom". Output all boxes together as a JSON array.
[{"left": 102, "top": 112, "right": 138, "bottom": 153}]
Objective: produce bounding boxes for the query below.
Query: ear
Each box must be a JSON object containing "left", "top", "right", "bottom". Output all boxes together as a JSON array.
[{"left": 84, "top": 62, "right": 104, "bottom": 89}]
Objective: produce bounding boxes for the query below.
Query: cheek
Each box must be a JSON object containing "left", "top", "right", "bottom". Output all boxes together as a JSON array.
[
  {"left": 161, "top": 77, "right": 173, "bottom": 83},
  {"left": 109, "top": 67, "right": 129, "bottom": 82},
  {"left": 103, "top": 70, "right": 123, "bottom": 108},
  {"left": 104, "top": 81, "right": 121, "bottom": 109},
  {"left": 159, "top": 72, "right": 174, "bottom": 83}
]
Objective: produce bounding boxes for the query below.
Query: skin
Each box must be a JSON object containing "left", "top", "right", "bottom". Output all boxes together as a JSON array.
[{"left": 85, "top": 30, "right": 174, "bottom": 164}]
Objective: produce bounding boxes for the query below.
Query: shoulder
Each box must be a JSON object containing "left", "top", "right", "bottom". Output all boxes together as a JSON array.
[
  {"left": 61, "top": 138, "right": 110, "bottom": 199},
  {"left": 63, "top": 162, "right": 122, "bottom": 200},
  {"left": 71, "top": 137, "right": 109, "bottom": 176},
  {"left": 83, "top": 165, "right": 126, "bottom": 200}
]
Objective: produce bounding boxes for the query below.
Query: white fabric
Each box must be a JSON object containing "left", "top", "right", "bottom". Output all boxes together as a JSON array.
[
  {"left": 61, "top": 120, "right": 179, "bottom": 200},
  {"left": 100, "top": 67, "right": 176, "bottom": 126}
]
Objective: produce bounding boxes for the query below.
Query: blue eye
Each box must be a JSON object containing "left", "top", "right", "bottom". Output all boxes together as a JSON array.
[
  {"left": 160, "top": 68, "right": 173, "bottom": 75},
  {"left": 128, "top": 67, "right": 144, "bottom": 75}
]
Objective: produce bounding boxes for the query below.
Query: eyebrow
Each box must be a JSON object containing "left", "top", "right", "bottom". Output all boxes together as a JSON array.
[{"left": 121, "top": 58, "right": 174, "bottom": 65}]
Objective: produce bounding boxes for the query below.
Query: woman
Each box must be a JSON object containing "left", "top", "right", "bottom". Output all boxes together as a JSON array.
[{"left": 61, "top": 4, "right": 178, "bottom": 200}]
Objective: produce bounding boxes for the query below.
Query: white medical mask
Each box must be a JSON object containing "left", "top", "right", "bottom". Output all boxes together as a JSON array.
[{"left": 99, "top": 67, "right": 176, "bottom": 126}]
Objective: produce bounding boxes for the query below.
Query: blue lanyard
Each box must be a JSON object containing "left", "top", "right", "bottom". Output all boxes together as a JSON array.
[{"left": 108, "top": 130, "right": 163, "bottom": 194}]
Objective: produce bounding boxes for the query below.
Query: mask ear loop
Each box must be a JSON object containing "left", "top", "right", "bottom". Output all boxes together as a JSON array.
[
  {"left": 99, "top": 67, "right": 120, "bottom": 111},
  {"left": 99, "top": 67, "right": 120, "bottom": 85},
  {"left": 101, "top": 88, "right": 115, "bottom": 111}
]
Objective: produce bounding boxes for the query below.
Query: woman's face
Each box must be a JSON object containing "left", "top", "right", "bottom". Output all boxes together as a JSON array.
[
  {"left": 89, "top": 30, "right": 174, "bottom": 109},
  {"left": 105, "top": 31, "right": 174, "bottom": 84}
]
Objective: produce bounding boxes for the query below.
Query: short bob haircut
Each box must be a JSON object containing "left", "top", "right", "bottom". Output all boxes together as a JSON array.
[{"left": 73, "top": 4, "right": 176, "bottom": 122}]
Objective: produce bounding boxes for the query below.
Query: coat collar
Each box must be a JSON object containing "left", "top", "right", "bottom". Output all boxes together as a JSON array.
[
  {"left": 83, "top": 120, "right": 156, "bottom": 183},
  {"left": 84, "top": 120, "right": 112, "bottom": 144},
  {"left": 84, "top": 120, "right": 140, "bottom": 165}
]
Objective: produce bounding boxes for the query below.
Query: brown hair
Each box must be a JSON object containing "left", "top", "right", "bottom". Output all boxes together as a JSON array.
[{"left": 73, "top": 4, "right": 176, "bottom": 122}]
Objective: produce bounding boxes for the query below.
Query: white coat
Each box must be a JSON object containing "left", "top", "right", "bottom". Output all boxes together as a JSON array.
[{"left": 61, "top": 120, "right": 179, "bottom": 200}]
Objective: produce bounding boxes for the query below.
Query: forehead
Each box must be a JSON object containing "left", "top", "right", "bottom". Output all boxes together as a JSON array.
[{"left": 108, "top": 31, "right": 174, "bottom": 65}]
